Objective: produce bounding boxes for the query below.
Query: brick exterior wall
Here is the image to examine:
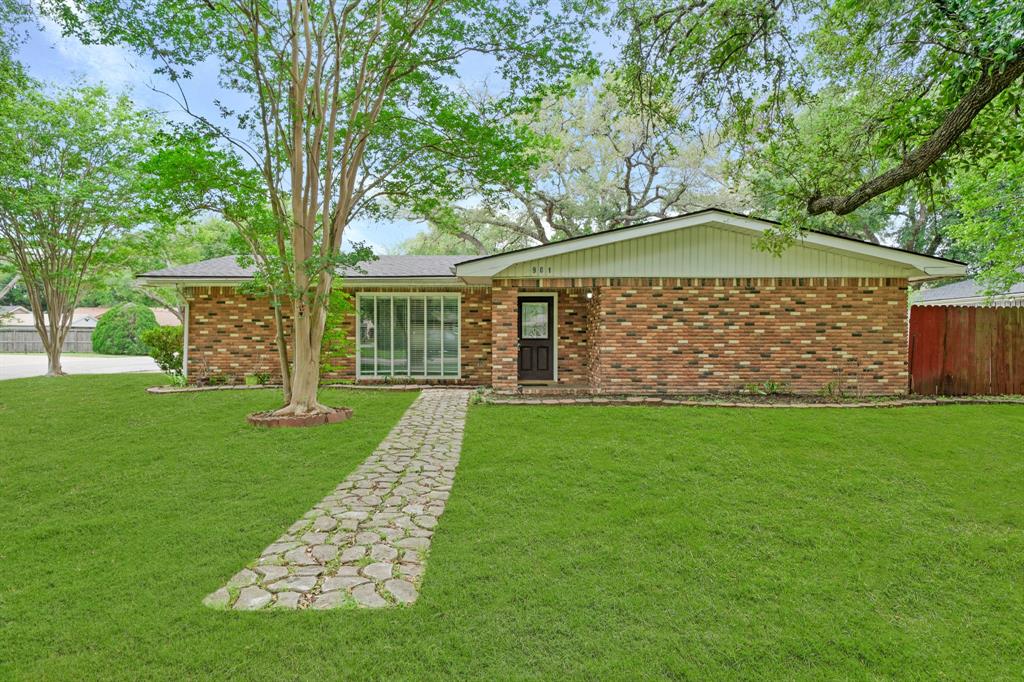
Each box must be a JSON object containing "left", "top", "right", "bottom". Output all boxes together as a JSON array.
[
  {"left": 184, "top": 287, "right": 286, "bottom": 382},
  {"left": 186, "top": 276, "right": 909, "bottom": 395},
  {"left": 490, "top": 284, "right": 518, "bottom": 391},
  {"left": 184, "top": 286, "right": 491, "bottom": 385},
  {"left": 321, "top": 287, "right": 491, "bottom": 385},
  {"left": 584, "top": 277, "right": 908, "bottom": 395}
]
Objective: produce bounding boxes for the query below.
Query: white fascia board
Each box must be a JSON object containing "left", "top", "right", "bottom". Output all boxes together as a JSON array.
[{"left": 454, "top": 210, "right": 968, "bottom": 279}]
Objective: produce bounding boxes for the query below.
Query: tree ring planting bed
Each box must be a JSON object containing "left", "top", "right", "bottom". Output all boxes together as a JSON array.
[{"left": 246, "top": 407, "right": 353, "bottom": 428}]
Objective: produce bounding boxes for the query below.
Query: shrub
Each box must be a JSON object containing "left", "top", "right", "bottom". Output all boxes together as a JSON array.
[
  {"left": 141, "top": 325, "right": 184, "bottom": 376},
  {"left": 92, "top": 303, "right": 159, "bottom": 355}
]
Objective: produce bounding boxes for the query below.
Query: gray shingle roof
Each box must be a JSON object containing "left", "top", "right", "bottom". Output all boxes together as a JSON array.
[
  {"left": 139, "top": 255, "right": 472, "bottom": 280},
  {"left": 916, "top": 267, "right": 1024, "bottom": 302}
]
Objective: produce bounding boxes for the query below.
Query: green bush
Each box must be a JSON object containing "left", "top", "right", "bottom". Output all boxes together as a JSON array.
[
  {"left": 92, "top": 303, "right": 159, "bottom": 355},
  {"left": 141, "top": 325, "right": 184, "bottom": 375}
]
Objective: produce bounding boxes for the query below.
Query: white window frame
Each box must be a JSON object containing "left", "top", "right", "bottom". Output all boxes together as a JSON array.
[{"left": 355, "top": 292, "right": 462, "bottom": 380}]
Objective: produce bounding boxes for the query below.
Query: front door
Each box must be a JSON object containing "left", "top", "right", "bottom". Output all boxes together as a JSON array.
[{"left": 518, "top": 296, "right": 554, "bottom": 381}]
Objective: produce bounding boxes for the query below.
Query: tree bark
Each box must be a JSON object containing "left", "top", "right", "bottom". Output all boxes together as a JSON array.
[
  {"left": 807, "top": 51, "right": 1024, "bottom": 216},
  {"left": 275, "top": 287, "right": 330, "bottom": 415}
]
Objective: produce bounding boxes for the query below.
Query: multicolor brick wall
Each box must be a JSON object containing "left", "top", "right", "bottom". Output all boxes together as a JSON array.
[
  {"left": 184, "top": 287, "right": 286, "bottom": 381},
  {"left": 186, "top": 277, "right": 909, "bottom": 394},
  {"left": 184, "top": 286, "right": 491, "bottom": 385},
  {"left": 585, "top": 277, "right": 909, "bottom": 395}
]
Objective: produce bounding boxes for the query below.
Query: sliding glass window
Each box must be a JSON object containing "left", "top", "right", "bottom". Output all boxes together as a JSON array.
[{"left": 357, "top": 294, "right": 460, "bottom": 378}]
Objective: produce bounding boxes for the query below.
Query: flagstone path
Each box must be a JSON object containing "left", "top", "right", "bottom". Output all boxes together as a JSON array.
[{"left": 204, "top": 388, "right": 472, "bottom": 610}]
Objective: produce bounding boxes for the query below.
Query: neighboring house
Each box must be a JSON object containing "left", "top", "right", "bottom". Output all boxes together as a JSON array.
[
  {"left": 0, "top": 307, "right": 178, "bottom": 353},
  {"left": 137, "top": 209, "right": 965, "bottom": 395},
  {"left": 914, "top": 267, "right": 1024, "bottom": 307},
  {"left": 1, "top": 305, "right": 30, "bottom": 315}
]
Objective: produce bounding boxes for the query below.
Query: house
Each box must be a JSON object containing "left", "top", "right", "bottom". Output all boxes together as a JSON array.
[
  {"left": 137, "top": 209, "right": 966, "bottom": 395},
  {"left": 0, "top": 306, "right": 180, "bottom": 353},
  {"left": 913, "top": 267, "right": 1024, "bottom": 308}
]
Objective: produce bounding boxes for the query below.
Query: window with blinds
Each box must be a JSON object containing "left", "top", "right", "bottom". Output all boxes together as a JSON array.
[{"left": 357, "top": 294, "right": 460, "bottom": 378}]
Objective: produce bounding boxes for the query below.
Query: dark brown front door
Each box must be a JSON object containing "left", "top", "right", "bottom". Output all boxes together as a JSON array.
[{"left": 518, "top": 296, "right": 554, "bottom": 381}]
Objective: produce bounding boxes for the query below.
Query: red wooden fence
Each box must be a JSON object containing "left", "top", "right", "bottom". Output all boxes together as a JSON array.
[{"left": 909, "top": 306, "right": 1024, "bottom": 395}]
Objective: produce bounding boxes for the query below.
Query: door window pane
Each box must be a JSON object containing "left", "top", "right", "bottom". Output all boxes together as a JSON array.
[{"left": 521, "top": 302, "right": 548, "bottom": 339}]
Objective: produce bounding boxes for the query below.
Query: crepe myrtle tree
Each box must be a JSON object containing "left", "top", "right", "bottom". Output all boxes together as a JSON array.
[
  {"left": 0, "top": 84, "right": 158, "bottom": 376},
  {"left": 46, "top": 0, "right": 596, "bottom": 416},
  {"left": 619, "top": 0, "right": 1024, "bottom": 230}
]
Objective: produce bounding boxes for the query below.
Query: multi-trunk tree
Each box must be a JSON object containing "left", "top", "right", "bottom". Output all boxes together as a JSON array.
[
  {"left": 48, "top": 0, "right": 594, "bottom": 415},
  {"left": 0, "top": 84, "right": 156, "bottom": 375}
]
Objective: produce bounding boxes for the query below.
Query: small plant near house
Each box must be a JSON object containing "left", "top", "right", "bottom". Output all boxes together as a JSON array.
[
  {"left": 818, "top": 380, "right": 847, "bottom": 402},
  {"left": 141, "top": 326, "right": 184, "bottom": 377},
  {"left": 744, "top": 379, "right": 790, "bottom": 396},
  {"left": 208, "top": 374, "right": 229, "bottom": 386}
]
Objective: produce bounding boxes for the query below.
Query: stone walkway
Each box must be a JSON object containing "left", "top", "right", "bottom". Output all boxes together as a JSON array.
[{"left": 205, "top": 389, "right": 471, "bottom": 610}]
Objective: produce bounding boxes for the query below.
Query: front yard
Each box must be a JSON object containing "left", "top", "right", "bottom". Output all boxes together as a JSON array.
[{"left": 1, "top": 375, "right": 1022, "bottom": 679}]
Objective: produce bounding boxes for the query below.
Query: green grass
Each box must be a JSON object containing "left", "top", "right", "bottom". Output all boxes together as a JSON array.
[{"left": 1, "top": 375, "right": 1022, "bottom": 679}]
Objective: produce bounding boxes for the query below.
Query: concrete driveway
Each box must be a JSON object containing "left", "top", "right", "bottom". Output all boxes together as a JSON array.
[{"left": 0, "top": 353, "right": 160, "bottom": 380}]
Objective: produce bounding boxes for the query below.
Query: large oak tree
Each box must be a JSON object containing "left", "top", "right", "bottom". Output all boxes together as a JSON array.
[{"left": 619, "top": 0, "right": 1024, "bottom": 226}]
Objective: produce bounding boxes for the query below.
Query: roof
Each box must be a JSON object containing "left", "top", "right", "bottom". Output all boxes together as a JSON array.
[
  {"left": 138, "top": 255, "right": 472, "bottom": 283},
  {"left": 0, "top": 307, "right": 180, "bottom": 328},
  {"left": 136, "top": 208, "right": 968, "bottom": 287},
  {"left": 915, "top": 267, "right": 1024, "bottom": 306},
  {"left": 1, "top": 305, "right": 29, "bottom": 315}
]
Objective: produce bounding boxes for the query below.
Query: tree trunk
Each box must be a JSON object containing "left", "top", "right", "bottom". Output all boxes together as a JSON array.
[
  {"left": 46, "top": 347, "right": 64, "bottom": 376},
  {"left": 273, "top": 289, "right": 330, "bottom": 415},
  {"left": 271, "top": 299, "right": 292, "bottom": 403}
]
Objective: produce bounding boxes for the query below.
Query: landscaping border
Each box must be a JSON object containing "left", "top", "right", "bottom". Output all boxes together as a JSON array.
[
  {"left": 146, "top": 383, "right": 424, "bottom": 394},
  {"left": 483, "top": 395, "right": 1024, "bottom": 409}
]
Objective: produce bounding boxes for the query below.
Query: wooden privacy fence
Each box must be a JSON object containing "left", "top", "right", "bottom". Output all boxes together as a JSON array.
[
  {"left": 0, "top": 327, "right": 94, "bottom": 353},
  {"left": 909, "top": 306, "right": 1024, "bottom": 395}
]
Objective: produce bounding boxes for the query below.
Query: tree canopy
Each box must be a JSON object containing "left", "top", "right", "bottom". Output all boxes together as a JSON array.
[
  {"left": 619, "top": 0, "right": 1024, "bottom": 226},
  {"left": 0, "top": 83, "right": 159, "bottom": 374}
]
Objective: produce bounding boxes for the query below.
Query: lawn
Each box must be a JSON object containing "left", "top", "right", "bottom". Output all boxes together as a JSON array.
[{"left": 1, "top": 375, "right": 1022, "bottom": 679}]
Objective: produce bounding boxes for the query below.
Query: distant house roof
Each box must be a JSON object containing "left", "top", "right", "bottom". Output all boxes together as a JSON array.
[
  {"left": 0, "top": 307, "right": 180, "bottom": 328},
  {"left": 1, "top": 305, "right": 29, "bottom": 315},
  {"left": 137, "top": 255, "right": 473, "bottom": 283},
  {"left": 915, "top": 267, "right": 1024, "bottom": 306}
]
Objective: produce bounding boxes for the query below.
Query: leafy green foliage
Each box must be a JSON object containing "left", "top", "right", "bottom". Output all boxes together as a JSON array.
[
  {"left": 141, "top": 324, "right": 183, "bottom": 375},
  {"left": 620, "top": 0, "right": 1024, "bottom": 227},
  {"left": 413, "top": 72, "right": 746, "bottom": 253},
  {"left": 320, "top": 287, "right": 355, "bottom": 377},
  {"left": 0, "top": 83, "right": 160, "bottom": 369},
  {"left": 946, "top": 156, "right": 1024, "bottom": 294},
  {"left": 92, "top": 303, "right": 158, "bottom": 355}
]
